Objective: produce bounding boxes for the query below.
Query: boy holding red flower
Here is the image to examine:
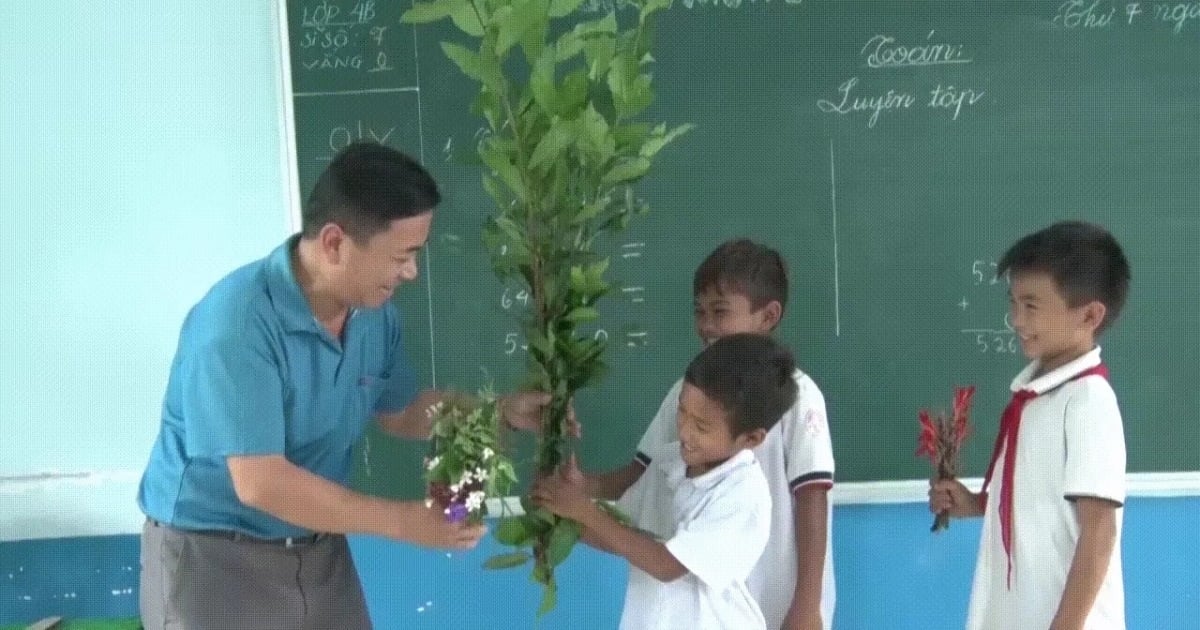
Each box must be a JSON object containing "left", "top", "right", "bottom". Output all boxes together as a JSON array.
[{"left": 929, "top": 222, "right": 1132, "bottom": 630}]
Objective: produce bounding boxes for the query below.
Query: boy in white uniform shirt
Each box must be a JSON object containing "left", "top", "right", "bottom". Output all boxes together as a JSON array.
[
  {"left": 533, "top": 333, "right": 800, "bottom": 630},
  {"left": 931, "top": 221, "right": 1132, "bottom": 630},
  {"left": 585, "top": 239, "right": 836, "bottom": 630}
]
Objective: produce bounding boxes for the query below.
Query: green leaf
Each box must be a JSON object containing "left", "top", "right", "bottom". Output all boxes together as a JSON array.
[
  {"left": 401, "top": 0, "right": 456, "bottom": 23},
  {"left": 546, "top": 518, "right": 581, "bottom": 567},
  {"left": 564, "top": 306, "right": 600, "bottom": 323},
  {"left": 529, "top": 120, "right": 574, "bottom": 171},
  {"left": 555, "top": 30, "right": 585, "bottom": 62},
  {"left": 483, "top": 551, "right": 531, "bottom": 569},
  {"left": 481, "top": 172, "right": 509, "bottom": 209},
  {"left": 537, "top": 578, "right": 558, "bottom": 615},
  {"left": 639, "top": 122, "right": 694, "bottom": 159},
  {"left": 579, "top": 15, "right": 618, "bottom": 79},
  {"left": 495, "top": 0, "right": 540, "bottom": 56},
  {"left": 495, "top": 517, "right": 533, "bottom": 546},
  {"left": 480, "top": 145, "right": 525, "bottom": 201},
  {"left": 577, "top": 105, "right": 614, "bottom": 163},
  {"left": 476, "top": 42, "right": 506, "bottom": 93},
  {"left": 640, "top": 0, "right": 673, "bottom": 22},
  {"left": 519, "top": 12, "right": 549, "bottom": 63},
  {"left": 529, "top": 48, "right": 559, "bottom": 114},
  {"left": 439, "top": 42, "right": 481, "bottom": 80},
  {"left": 549, "top": 0, "right": 585, "bottom": 18},
  {"left": 614, "top": 74, "right": 654, "bottom": 119},
  {"left": 527, "top": 331, "right": 554, "bottom": 360},
  {"left": 558, "top": 71, "right": 590, "bottom": 116},
  {"left": 449, "top": 0, "right": 486, "bottom": 37},
  {"left": 601, "top": 157, "right": 651, "bottom": 185},
  {"left": 529, "top": 506, "right": 557, "bottom": 526}
]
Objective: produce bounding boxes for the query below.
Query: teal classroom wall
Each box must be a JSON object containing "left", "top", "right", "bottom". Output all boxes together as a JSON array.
[{"left": 0, "top": 2, "right": 291, "bottom": 538}]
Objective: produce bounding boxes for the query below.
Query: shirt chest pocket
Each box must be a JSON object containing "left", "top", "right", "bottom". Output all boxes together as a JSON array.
[
  {"left": 283, "top": 373, "right": 389, "bottom": 450},
  {"left": 353, "top": 372, "right": 391, "bottom": 418}
]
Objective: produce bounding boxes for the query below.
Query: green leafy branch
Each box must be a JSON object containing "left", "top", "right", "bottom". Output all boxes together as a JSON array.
[{"left": 403, "top": 0, "right": 690, "bottom": 615}]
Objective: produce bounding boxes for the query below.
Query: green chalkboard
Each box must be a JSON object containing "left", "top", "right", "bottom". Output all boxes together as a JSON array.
[{"left": 285, "top": 0, "right": 1199, "bottom": 492}]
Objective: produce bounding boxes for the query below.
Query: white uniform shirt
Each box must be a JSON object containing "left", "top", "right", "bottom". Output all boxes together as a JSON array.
[
  {"left": 967, "top": 347, "right": 1126, "bottom": 630},
  {"left": 628, "top": 371, "right": 837, "bottom": 630},
  {"left": 619, "top": 444, "right": 772, "bottom": 630}
]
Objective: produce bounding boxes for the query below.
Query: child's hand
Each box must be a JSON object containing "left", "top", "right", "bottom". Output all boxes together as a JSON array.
[
  {"left": 929, "top": 479, "right": 983, "bottom": 519},
  {"left": 531, "top": 453, "right": 592, "bottom": 522}
]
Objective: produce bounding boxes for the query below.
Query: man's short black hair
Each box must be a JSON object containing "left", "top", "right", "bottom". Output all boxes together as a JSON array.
[
  {"left": 684, "top": 333, "right": 798, "bottom": 436},
  {"left": 999, "top": 221, "right": 1131, "bottom": 333},
  {"left": 301, "top": 142, "right": 440, "bottom": 243}
]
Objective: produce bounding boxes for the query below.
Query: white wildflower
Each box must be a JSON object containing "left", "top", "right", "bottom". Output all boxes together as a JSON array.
[
  {"left": 481, "top": 447, "right": 494, "bottom": 461},
  {"left": 474, "top": 467, "right": 488, "bottom": 482},
  {"left": 425, "top": 456, "right": 441, "bottom": 471},
  {"left": 465, "top": 491, "right": 486, "bottom": 512},
  {"left": 450, "top": 483, "right": 460, "bottom": 494}
]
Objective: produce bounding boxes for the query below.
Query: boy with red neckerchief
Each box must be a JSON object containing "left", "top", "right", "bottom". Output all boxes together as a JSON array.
[{"left": 930, "top": 221, "right": 1132, "bottom": 630}]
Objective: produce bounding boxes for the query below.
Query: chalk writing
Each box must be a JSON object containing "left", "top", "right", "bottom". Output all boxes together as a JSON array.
[
  {"left": 1055, "top": 0, "right": 1199, "bottom": 31},
  {"left": 579, "top": 0, "right": 801, "bottom": 12},
  {"left": 861, "top": 31, "right": 973, "bottom": 68},
  {"left": 296, "top": 0, "right": 404, "bottom": 76}
]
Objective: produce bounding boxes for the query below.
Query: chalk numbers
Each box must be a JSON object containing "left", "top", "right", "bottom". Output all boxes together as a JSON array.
[{"left": 971, "top": 260, "right": 1005, "bottom": 286}]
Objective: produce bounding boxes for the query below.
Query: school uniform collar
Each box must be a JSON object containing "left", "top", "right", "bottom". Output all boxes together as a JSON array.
[
  {"left": 662, "top": 445, "right": 758, "bottom": 490},
  {"left": 1010, "top": 346, "right": 1103, "bottom": 395}
]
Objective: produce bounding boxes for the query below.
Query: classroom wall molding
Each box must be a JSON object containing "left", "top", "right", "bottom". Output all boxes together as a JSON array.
[{"left": 10, "top": 468, "right": 1197, "bottom": 541}]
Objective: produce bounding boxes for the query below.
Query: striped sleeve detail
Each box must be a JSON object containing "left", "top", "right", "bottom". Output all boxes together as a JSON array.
[
  {"left": 633, "top": 451, "right": 652, "bottom": 468},
  {"left": 789, "top": 471, "right": 834, "bottom": 492}
]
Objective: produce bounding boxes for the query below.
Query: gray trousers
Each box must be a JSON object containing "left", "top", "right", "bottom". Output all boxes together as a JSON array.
[{"left": 139, "top": 519, "right": 371, "bottom": 630}]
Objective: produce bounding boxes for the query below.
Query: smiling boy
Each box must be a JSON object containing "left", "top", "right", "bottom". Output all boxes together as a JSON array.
[{"left": 931, "top": 221, "right": 1132, "bottom": 630}]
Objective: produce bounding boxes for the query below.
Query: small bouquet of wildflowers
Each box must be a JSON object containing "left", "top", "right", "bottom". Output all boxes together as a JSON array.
[
  {"left": 423, "top": 391, "right": 517, "bottom": 525},
  {"left": 917, "top": 385, "right": 977, "bottom": 532}
]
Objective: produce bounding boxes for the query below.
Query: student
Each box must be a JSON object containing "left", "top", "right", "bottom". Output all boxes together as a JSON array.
[
  {"left": 137, "top": 142, "right": 551, "bottom": 630},
  {"left": 930, "top": 221, "right": 1132, "bottom": 630},
  {"left": 533, "top": 333, "right": 799, "bottom": 630},
  {"left": 585, "top": 239, "right": 836, "bottom": 630}
]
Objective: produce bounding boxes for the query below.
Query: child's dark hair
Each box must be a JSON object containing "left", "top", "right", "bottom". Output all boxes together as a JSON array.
[
  {"left": 684, "top": 333, "right": 798, "bottom": 436},
  {"left": 302, "top": 142, "right": 441, "bottom": 244},
  {"left": 693, "top": 239, "right": 789, "bottom": 316},
  {"left": 998, "top": 221, "right": 1131, "bottom": 333}
]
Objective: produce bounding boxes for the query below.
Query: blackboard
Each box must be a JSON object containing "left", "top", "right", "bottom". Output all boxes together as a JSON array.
[{"left": 284, "top": 0, "right": 1200, "bottom": 495}]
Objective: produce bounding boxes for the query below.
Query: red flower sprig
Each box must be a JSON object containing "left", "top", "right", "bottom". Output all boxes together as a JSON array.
[{"left": 917, "top": 385, "right": 977, "bottom": 532}]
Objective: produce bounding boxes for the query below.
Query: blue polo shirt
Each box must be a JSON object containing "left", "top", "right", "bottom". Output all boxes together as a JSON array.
[{"left": 138, "top": 236, "right": 418, "bottom": 538}]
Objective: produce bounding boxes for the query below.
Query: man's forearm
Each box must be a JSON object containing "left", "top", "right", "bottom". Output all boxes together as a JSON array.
[{"left": 227, "top": 455, "right": 405, "bottom": 538}]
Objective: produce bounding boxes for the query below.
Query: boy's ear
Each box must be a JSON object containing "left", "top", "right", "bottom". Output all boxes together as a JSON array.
[
  {"left": 759, "top": 300, "right": 783, "bottom": 330},
  {"left": 1079, "top": 300, "right": 1107, "bottom": 333},
  {"left": 737, "top": 428, "right": 768, "bottom": 450}
]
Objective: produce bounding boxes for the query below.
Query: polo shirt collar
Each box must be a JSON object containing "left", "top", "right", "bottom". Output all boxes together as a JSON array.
[
  {"left": 663, "top": 444, "right": 757, "bottom": 490},
  {"left": 1011, "top": 346, "right": 1103, "bottom": 395},
  {"left": 265, "top": 236, "right": 322, "bottom": 333}
]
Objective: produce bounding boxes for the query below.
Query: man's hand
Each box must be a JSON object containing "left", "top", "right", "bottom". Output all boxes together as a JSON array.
[
  {"left": 531, "top": 454, "right": 593, "bottom": 522},
  {"left": 501, "top": 392, "right": 580, "bottom": 437},
  {"left": 781, "top": 606, "right": 823, "bottom": 630},
  {"left": 392, "top": 501, "right": 487, "bottom": 550},
  {"left": 929, "top": 479, "right": 984, "bottom": 519}
]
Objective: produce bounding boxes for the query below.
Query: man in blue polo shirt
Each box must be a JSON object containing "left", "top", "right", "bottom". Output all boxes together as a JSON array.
[{"left": 137, "top": 142, "right": 549, "bottom": 629}]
